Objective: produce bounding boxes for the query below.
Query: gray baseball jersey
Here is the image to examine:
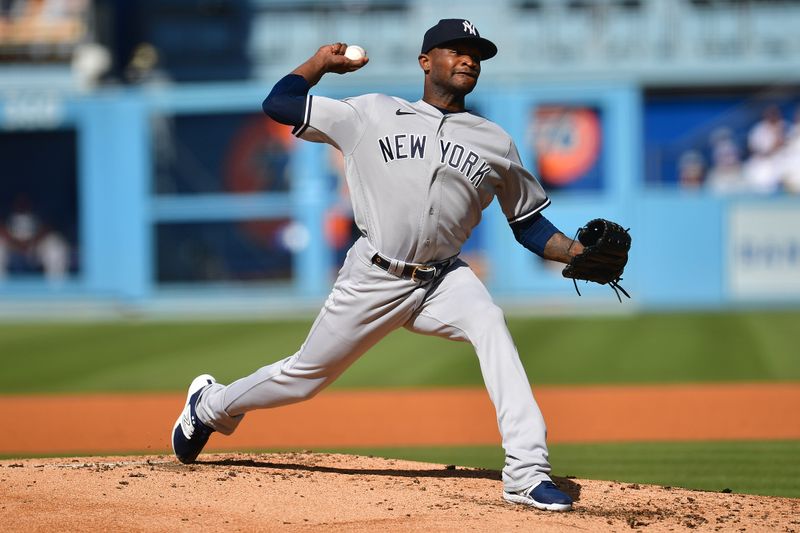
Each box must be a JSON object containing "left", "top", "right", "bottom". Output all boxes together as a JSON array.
[
  {"left": 196, "top": 92, "right": 556, "bottom": 493},
  {"left": 294, "top": 94, "right": 551, "bottom": 263}
]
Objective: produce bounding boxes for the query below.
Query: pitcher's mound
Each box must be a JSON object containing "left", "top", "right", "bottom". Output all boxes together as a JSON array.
[{"left": 1, "top": 452, "right": 797, "bottom": 532}]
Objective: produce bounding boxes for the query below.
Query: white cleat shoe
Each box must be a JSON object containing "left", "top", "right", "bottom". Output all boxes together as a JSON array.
[
  {"left": 171, "top": 374, "right": 216, "bottom": 464},
  {"left": 503, "top": 480, "right": 573, "bottom": 511}
]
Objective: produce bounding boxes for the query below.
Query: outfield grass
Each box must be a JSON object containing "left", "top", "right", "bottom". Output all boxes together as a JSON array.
[
  {"left": 2, "top": 310, "right": 796, "bottom": 500},
  {"left": 1, "top": 310, "right": 799, "bottom": 393},
  {"left": 320, "top": 440, "right": 800, "bottom": 498}
]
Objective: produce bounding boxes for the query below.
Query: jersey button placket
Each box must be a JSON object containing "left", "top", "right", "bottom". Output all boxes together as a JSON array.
[
  {"left": 420, "top": 114, "right": 446, "bottom": 256},
  {"left": 426, "top": 208, "right": 435, "bottom": 247}
]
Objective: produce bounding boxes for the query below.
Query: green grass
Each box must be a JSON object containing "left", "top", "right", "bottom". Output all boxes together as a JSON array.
[
  {"left": 2, "top": 311, "right": 796, "bottom": 501},
  {"left": 1, "top": 309, "right": 799, "bottom": 393},
  {"left": 319, "top": 440, "right": 800, "bottom": 498}
]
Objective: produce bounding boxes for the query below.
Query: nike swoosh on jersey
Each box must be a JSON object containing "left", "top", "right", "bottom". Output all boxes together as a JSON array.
[{"left": 395, "top": 109, "right": 415, "bottom": 115}]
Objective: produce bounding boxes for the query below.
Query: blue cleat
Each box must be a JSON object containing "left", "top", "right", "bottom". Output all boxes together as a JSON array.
[
  {"left": 171, "top": 374, "right": 216, "bottom": 464},
  {"left": 503, "top": 480, "right": 573, "bottom": 511}
]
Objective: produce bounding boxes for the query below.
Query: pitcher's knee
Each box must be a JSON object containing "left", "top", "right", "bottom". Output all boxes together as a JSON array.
[
  {"left": 300, "top": 379, "right": 328, "bottom": 400},
  {"left": 472, "top": 304, "right": 506, "bottom": 330}
]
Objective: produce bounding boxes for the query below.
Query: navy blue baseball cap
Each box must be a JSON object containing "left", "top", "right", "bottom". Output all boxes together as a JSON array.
[{"left": 421, "top": 19, "right": 497, "bottom": 60}]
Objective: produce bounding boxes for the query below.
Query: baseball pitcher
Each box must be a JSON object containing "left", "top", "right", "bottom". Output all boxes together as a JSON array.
[{"left": 172, "top": 18, "right": 632, "bottom": 512}]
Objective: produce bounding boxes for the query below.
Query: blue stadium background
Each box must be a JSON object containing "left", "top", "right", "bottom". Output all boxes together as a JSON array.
[{"left": 1, "top": 0, "right": 799, "bottom": 317}]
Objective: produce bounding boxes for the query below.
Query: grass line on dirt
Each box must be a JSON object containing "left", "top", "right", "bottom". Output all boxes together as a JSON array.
[
  {"left": 319, "top": 440, "right": 800, "bottom": 498},
  {"left": 3, "top": 441, "right": 797, "bottom": 498}
]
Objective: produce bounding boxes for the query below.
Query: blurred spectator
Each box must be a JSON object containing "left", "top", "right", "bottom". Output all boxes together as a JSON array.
[
  {"left": 0, "top": 0, "right": 88, "bottom": 58},
  {"left": 71, "top": 41, "right": 111, "bottom": 91},
  {"left": 0, "top": 193, "right": 69, "bottom": 283},
  {"left": 124, "top": 42, "right": 168, "bottom": 85},
  {"left": 705, "top": 127, "right": 747, "bottom": 194},
  {"left": 678, "top": 149, "right": 705, "bottom": 189},
  {"left": 743, "top": 105, "right": 787, "bottom": 194},
  {"left": 779, "top": 104, "right": 800, "bottom": 194}
]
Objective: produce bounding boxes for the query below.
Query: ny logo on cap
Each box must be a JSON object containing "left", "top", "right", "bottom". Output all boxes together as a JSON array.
[{"left": 462, "top": 20, "right": 476, "bottom": 35}]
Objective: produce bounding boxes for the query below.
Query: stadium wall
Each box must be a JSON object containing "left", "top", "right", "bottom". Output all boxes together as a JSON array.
[{"left": 1, "top": 80, "right": 799, "bottom": 313}]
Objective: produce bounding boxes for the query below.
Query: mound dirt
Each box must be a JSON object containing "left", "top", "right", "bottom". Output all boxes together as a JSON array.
[{"left": 1, "top": 452, "right": 797, "bottom": 532}]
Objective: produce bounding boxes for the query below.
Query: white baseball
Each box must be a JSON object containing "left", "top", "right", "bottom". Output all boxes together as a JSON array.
[{"left": 344, "top": 45, "right": 366, "bottom": 61}]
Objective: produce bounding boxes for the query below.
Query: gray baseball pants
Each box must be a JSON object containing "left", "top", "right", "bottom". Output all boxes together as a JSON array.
[{"left": 196, "top": 236, "right": 552, "bottom": 492}]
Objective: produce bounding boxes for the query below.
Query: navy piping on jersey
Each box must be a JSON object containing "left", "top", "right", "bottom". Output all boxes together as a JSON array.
[
  {"left": 510, "top": 211, "right": 559, "bottom": 258},
  {"left": 433, "top": 105, "right": 467, "bottom": 115},
  {"left": 507, "top": 197, "right": 551, "bottom": 225},
  {"left": 293, "top": 95, "right": 313, "bottom": 137}
]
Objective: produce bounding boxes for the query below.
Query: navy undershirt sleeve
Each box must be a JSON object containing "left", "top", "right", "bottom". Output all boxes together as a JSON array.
[
  {"left": 261, "top": 74, "right": 311, "bottom": 127},
  {"left": 510, "top": 213, "right": 560, "bottom": 258}
]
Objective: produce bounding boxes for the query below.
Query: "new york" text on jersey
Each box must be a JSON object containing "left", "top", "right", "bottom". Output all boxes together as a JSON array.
[{"left": 377, "top": 134, "right": 491, "bottom": 188}]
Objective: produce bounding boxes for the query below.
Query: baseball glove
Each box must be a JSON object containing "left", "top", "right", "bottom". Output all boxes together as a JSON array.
[{"left": 562, "top": 218, "right": 631, "bottom": 301}]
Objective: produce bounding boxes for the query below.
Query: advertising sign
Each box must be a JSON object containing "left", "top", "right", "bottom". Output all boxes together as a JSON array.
[
  {"left": 528, "top": 105, "right": 604, "bottom": 191},
  {"left": 729, "top": 204, "right": 800, "bottom": 298}
]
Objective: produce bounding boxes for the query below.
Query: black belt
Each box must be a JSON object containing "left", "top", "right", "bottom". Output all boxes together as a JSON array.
[{"left": 371, "top": 253, "right": 455, "bottom": 282}]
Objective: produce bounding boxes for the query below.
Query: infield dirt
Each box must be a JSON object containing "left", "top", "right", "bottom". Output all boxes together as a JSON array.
[
  {"left": 2, "top": 452, "right": 798, "bottom": 532},
  {"left": 4, "top": 383, "right": 800, "bottom": 455},
  {"left": 3, "top": 384, "right": 799, "bottom": 531}
]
